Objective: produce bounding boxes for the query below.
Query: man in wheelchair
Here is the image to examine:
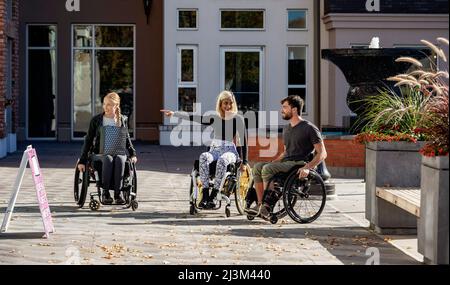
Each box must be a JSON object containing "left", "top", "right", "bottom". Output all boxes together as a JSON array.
[{"left": 247, "top": 95, "right": 327, "bottom": 219}]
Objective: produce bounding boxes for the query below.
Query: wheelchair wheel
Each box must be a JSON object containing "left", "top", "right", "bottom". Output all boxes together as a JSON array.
[
  {"left": 283, "top": 170, "right": 326, "bottom": 224},
  {"left": 247, "top": 215, "right": 255, "bottom": 221},
  {"left": 225, "top": 206, "right": 231, "bottom": 218},
  {"left": 270, "top": 215, "right": 279, "bottom": 224},
  {"left": 131, "top": 200, "right": 138, "bottom": 211},
  {"left": 189, "top": 172, "right": 203, "bottom": 209},
  {"left": 89, "top": 199, "right": 100, "bottom": 211},
  {"left": 234, "top": 164, "right": 252, "bottom": 215},
  {"left": 74, "top": 164, "right": 89, "bottom": 208}
]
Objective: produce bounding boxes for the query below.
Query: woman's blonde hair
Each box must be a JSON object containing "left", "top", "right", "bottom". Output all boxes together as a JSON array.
[
  {"left": 215, "top": 90, "right": 238, "bottom": 118},
  {"left": 103, "top": 92, "right": 122, "bottom": 127}
]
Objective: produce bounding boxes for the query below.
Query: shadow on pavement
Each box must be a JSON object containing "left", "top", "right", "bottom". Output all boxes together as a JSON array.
[
  {"left": 221, "top": 226, "right": 420, "bottom": 265},
  {"left": 0, "top": 232, "right": 47, "bottom": 240},
  {"left": 1, "top": 141, "right": 204, "bottom": 174}
]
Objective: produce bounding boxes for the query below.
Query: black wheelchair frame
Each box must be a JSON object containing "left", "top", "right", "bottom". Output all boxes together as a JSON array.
[
  {"left": 189, "top": 160, "right": 252, "bottom": 217},
  {"left": 245, "top": 161, "right": 327, "bottom": 224},
  {"left": 74, "top": 155, "right": 138, "bottom": 211}
]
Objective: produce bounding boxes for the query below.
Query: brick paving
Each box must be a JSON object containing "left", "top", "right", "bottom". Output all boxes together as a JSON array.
[{"left": 0, "top": 142, "right": 420, "bottom": 265}]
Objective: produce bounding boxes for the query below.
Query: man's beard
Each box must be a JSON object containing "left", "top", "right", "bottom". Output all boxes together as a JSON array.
[{"left": 282, "top": 112, "right": 292, "bottom": 121}]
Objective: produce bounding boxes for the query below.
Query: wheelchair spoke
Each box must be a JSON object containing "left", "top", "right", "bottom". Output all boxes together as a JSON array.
[{"left": 283, "top": 173, "right": 326, "bottom": 224}]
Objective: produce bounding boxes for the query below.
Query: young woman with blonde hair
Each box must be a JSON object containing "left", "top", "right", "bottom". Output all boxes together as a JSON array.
[
  {"left": 161, "top": 90, "right": 248, "bottom": 209},
  {"left": 78, "top": 92, "right": 137, "bottom": 204}
]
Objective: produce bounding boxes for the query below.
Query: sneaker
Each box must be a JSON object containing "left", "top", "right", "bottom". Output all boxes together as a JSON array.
[
  {"left": 199, "top": 188, "right": 210, "bottom": 209},
  {"left": 260, "top": 204, "right": 271, "bottom": 219},
  {"left": 205, "top": 200, "right": 216, "bottom": 209},
  {"left": 245, "top": 203, "right": 262, "bottom": 216},
  {"left": 114, "top": 194, "right": 125, "bottom": 204},
  {"left": 102, "top": 191, "right": 113, "bottom": 205}
]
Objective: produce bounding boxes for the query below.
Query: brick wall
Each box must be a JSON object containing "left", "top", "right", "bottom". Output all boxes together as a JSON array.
[
  {"left": 248, "top": 135, "right": 365, "bottom": 168},
  {"left": 323, "top": 137, "right": 365, "bottom": 167},
  {"left": 0, "top": 0, "right": 19, "bottom": 139}
]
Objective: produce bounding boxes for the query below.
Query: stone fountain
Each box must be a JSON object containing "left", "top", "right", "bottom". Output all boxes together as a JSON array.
[{"left": 322, "top": 44, "right": 431, "bottom": 133}]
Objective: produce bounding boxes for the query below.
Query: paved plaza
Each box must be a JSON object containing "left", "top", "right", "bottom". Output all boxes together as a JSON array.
[{"left": 0, "top": 142, "right": 421, "bottom": 265}]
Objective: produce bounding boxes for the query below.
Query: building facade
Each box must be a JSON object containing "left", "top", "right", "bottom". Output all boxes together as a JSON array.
[
  {"left": 0, "top": 0, "right": 19, "bottom": 158},
  {"left": 320, "top": 0, "right": 449, "bottom": 129},
  {"left": 161, "top": 0, "right": 320, "bottom": 145},
  {"left": 16, "top": 0, "right": 163, "bottom": 146},
  {"left": 0, "top": 0, "right": 448, "bottom": 157}
]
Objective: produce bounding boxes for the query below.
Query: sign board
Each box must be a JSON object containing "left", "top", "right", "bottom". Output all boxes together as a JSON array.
[{"left": 1, "top": 145, "right": 55, "bottom": 238}]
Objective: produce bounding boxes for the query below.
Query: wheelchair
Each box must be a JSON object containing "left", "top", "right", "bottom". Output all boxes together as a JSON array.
[
  {"left": 245, "top": 159, "right": 327, "bottom": 224},
  {"left": 74, "top": 154, "right": 138, "bottom": 211},
  {"left": 189, "top": 159, "right": 252, "bottom": 217}
]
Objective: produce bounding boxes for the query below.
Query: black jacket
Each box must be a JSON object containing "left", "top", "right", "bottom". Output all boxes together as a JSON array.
[{"left": 79, "top": 113, "right": 136, "bottom": 164}]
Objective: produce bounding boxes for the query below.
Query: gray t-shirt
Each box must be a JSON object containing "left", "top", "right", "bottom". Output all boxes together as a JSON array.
[{"left": 282, "top": 120, "right": 322, "bottom": 162}]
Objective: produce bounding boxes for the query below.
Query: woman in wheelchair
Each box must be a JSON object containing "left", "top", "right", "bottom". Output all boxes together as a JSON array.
[
  {"left": 161, "top": 90, "right": 248, "bottom": 209},
  {"left": 77, "top": 92, "right": 137, "bottom": 205}
]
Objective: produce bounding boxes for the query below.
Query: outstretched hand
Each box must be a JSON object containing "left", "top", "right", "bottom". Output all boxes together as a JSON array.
[{"left": 160, "top": 109, "right": 174, "bottom": 117}]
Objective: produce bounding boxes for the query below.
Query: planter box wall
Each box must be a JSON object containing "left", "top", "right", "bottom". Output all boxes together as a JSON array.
[
  {"left": 365, "top": 141, "right": 426, "bottom": 234},
  {"left": 418, "top": 156, "right": 449, "bottom": 265}
]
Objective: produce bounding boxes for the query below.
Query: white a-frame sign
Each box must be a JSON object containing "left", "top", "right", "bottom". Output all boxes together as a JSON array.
[{"left": 1, "top": 145, "right": 55, "bottom": 238}]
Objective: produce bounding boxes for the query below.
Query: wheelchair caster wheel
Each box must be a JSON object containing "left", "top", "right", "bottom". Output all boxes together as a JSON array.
[
  {"left": 131, "top": 200, "right": 138, "bottom": 211},
  {"left": 189, "top": 204, "right": 197, "bottom": 215},
  {"left": 247, "top": 215, "right": 255, "bottom": 221},
  {"left": 89, "top": 200, "right": 100, "bottom": 211},
  {"left": 270, "top": 215, "right": 278, "bottom": 224},
  {"left": 225, "top": 207, "right": 231, "bottom": 218}
]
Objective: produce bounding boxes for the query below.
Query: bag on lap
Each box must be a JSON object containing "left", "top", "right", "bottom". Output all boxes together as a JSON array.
[{"left": 99, "top": 126, "right": 127, "bottom": 156}]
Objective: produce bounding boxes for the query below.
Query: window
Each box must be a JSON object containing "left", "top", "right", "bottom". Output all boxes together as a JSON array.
[
  {"left": 221, "top": 47, "right": 262, "bottom": 113},
  {"left": 221, "top": 10, "right": 264, "bottom": 30},
  {"left": 287, "top": 10, "right": 307, "bottom": 30},
  {"left": 177, "top": 46, "right": 197, "bottom": 112},
  {"left": 178, "top": 9, "right": 198, "bottom": 29},
  {"left": 6, "top": 0, "right": 13, "bottom": 20},
  {"left": 27, "top": 25, "right": 57, "bottom": 139},
  {"left": 288, "top": 46, "right": 307, "bottom": 113},
  {"left": 72, "top": 24, "right": 135, "bottom": 139}
]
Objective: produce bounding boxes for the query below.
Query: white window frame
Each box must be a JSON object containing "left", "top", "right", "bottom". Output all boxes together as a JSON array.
[
  {"left": 177, "top": 8, "right": 198, "bottom": 30},
  {"left": 71, "top": 24, "right": 136, "bottom": 140},
  {"left": 26, "top": 24, "right": 58, "bottom": 140},
  {"left": 177, "top": 45, "right": 198, "bottom": 111},
  {"left": 219, "top": 9, "right": 266, "bottom": 31},
  {"left": 220, "top": 46, "right": 264, "bottom": 112},
  {"left": 286, "top": 9, "right": 308, "bottom": 31},
  {"left": 287, "top": 45, "right": 308, "bottom": 115}
]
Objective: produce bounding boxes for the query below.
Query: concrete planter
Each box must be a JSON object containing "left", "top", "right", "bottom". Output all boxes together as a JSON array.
[
  {"left": 418, "top": 155, "right": 449, "bottom": 265},
  {"left": 365, "top": 141, "right": 426, "bottom": 234}
]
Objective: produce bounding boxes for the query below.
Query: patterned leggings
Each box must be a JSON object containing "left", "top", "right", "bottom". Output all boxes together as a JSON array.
[{"left": 199, "top": 142, "right": 239, "bottom": 190}]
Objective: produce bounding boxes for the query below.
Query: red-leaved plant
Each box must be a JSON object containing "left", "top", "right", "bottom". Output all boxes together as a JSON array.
[{"left": 355, "top": 37, "right": 449, "bottom": 157}]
